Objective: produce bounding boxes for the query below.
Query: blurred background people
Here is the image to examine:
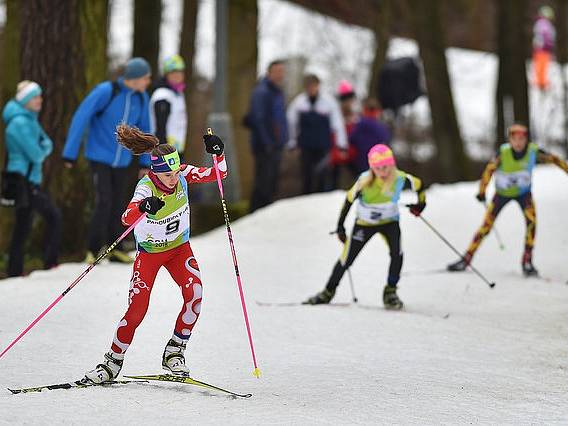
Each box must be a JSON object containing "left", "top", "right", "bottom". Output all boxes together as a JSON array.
[
  {"left": 3, "top": 81, "right": 61, "bottom": 277},
  {"left": 287, "top": 74, "right": 347, "bottom": 194},
  {"left": 150, "top": 54, "right": 188, "bottom": 160},
  {"left": 532, "top": 5, "right": 556, "bottom": 91},
  {"left": 62, "top": 57, "right": 152, "bottom": 264},
  {"left": 349, "top": 97, "right": 392, "bottom": 174},
  {"left": 246, "top": 60, "right": 288, "bottom": 212}
]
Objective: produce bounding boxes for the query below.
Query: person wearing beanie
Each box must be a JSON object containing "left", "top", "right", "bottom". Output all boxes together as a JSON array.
[
  {"left": 304, "top": 144, "right": 426, "bottom": 310},
  {"left": 532, "top": 5, "right": 556, "bottom": 90},
  {"left": 447, "top": 123, "right": 568, "bottom": 277},
  {"left": 2, "top": 80, "right": 61, "bottom": 277},
  {"left": 149, "top": 54, "right": 188, "bottom": 160},
  {"left": 62, "top": 57, "right": 152, "bottom": 265}
]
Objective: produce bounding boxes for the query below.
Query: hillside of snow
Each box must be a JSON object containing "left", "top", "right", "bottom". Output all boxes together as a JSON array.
[{"left": 1, "top": 166, "right": 568, "bottom": 424}]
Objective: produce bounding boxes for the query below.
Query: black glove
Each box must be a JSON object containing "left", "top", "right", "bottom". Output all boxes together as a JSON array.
[
  {"left": 408, "top": 202, "right": 426, "bottom": 217},
  {"left": 336, "top": 225, "right": 347, "bottom": 243},
  {"left": 139, "top": 196, "right": 165, "bottom": 215},
  {"left": 204, "top": 134, "right": 224, "bottom": 155},
  {"left": 476, "top": 193, "right": 486, "bottom": 203}
]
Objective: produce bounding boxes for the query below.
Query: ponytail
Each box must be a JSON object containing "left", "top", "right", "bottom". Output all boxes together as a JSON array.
[{"left": 116, "top": 124, "right": 159, "bottom": 155}]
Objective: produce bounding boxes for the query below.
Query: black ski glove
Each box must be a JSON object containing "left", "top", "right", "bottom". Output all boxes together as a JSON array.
[
  {"left": 475, "top": 193, "right": 486, "bottom": 203},
  {"left": 139, "top": 196, "right": 165, "bottom": 215},
  {"left": 408, "top": 202, "right": 426, "bottom": 217},
  {"left": 204, "top": 134, "right": 224, "bottom": 155},
  {"left": 336, "top": 224, "right": 347, "bottom": 243}
]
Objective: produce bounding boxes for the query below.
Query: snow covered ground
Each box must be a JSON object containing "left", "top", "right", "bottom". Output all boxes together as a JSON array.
[{"left": 1, "top": 166, "right": 568, "bottom": 424}]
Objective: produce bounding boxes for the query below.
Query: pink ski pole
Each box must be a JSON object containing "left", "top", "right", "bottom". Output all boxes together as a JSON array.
[
  {"left": 0, "top": 210, "right": 150, "bottom": 360},
  {"left": 207, "top": 128, "right": 261, "bottom": 378}
]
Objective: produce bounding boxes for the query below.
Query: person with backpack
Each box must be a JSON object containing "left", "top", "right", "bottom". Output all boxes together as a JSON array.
[
  {"left": 84, "top": 125, "right": 226, "bottom": 383},
  {"left": 150, "top": 55, "right": 188, "bottom": 160},
  {"left": 62, "top": 57, "right": 152, "bottom": 264},
  {"left": 447, "top": 123, "right": 568, "bottom": 277},
  {"left": 287, "top": 74, "right": 347, "bottom": 194},
  {"left": 2, "top": 81, "right": 61, "bottom": 277},
  {"left": 304, "top": 144, "right": 426, "bottom": 310}
]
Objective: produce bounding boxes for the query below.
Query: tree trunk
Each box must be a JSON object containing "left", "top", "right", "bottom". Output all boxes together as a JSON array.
[
  {"left": 19, "top": 0, "right": 108, "bottom": 257},
  {"left": 410, "top": 0, "right": 470, "bottom": 182},
  {"left": 495, "top": 0, "right": 529, "bottom": 147},
  {"left": 228, "top": 0, "right": 258, "bottom": 198},
  {"left": 133, "top": 0, "right": 161, "bottom": 75},
  {"left": 368, "top": 0, "right": 391, "bottom": 99},
  {"left": 555, "top": 0, "right": 568, "bottom": 155},
  {"left": 0, "top": 0, "right": 21, "bottom": 254},
  {"left": 180, "top": 0, "right": 199, "bottom": 160}
]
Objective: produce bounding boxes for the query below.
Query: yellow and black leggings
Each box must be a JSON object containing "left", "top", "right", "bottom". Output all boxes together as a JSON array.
[
  {"left": 325, "top": 221, "right": 403, "bottom": 293},
  {"left": 465, "top": 192, "right": 536, "bottom": 261}
]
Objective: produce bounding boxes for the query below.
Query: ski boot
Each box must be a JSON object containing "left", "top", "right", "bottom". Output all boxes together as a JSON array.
[
  {"left": 447, "top": 255, "right": 471, "bottom": 272},
  {"left": 382, "top": 285, "right": 403, "bottom": 310},
  {"left": 162, "top": 337, "right": 190, "bottom": 376},
  {"left": 303, "top": 288, "right": 335, "bottom": 305},
  {"left": 522, "top": 260, "right": 539, "bottom": 277},
  {"left": 84, "top": 351, "right": 124, "bottom": 384},
  {"left": 110, "top": 249, "right": 134, "bottom": 264}
]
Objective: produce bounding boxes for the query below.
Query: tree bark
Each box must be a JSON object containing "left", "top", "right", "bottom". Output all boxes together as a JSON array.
[
  {"left": 368, "top": 0, "right": 391, "bottom": 99},
  {"left": 180, "top": 0, "right": 199, "bottom": 160},
  {"left": 133, "top": 0, "right": 161, "bottom": 76},
  {"left": 19, "top": 0, "right": 108, "bottom": 257},
  {"left": 555, "top": 0, "right": 568, "bottom": 155},
  {"left": 410, "top": 0, "right": 471, "bottom": 182},
  {"left": 495, "top": 0, "right": 529, "bottom": 147},
  {"left": 228, "top": 0, "right": 258, "bottom": 198}
]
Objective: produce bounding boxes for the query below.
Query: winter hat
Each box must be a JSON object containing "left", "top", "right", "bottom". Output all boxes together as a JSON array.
[
  {"left": 539, "top": 5, "right": 555, "bottom": 20},
  {"left": 337, "top": 79, "right": 355, "bottom": 100},
  {"left": 151, "top": 150, "right": 180, "bottom": 173},
  {"left": 123, "top": 57, "right": 151, "bottom": 80},
  {"left": 162, "top": 54, "right": 185, "bottom": 75},
  {"left": 368, "top": 144, "right": 395, "bottom": 168},
  {"left": 15, "top": 80, "right": 42, "bottom": 105}
]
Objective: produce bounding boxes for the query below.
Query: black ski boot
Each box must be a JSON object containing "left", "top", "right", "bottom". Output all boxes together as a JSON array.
[
  {"left": 522, "top": 260, "right": 539, "bottom": 277},
  {"left": 447, "top": 255, "right": 471, "bottom": 272},
  {"left": 303, "top": 289, "right": 335, "bottom": 305},
  {"left": 382, "top": 285, "right": 403, "bottom": 310}
]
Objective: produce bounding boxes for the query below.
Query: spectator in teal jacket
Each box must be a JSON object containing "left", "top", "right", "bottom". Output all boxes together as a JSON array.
[{"left": 3, "top": 80, "right": 61, "bottom": 277}]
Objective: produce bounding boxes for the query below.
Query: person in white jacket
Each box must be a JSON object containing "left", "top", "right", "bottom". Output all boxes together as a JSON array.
[
  {"left": 150, "top": 55, "right": 188, "bottom": 160},
  {"left": 287, "top": 74, "right": 347, "bottom": 194}
]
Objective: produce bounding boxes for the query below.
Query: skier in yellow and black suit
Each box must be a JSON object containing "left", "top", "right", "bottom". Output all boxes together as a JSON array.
[
  {"left": 304, "top": 144, "right": 426, "bottom": 310},
  {"left": 447, "top": 123, "right": 568, "bottom": 277}
]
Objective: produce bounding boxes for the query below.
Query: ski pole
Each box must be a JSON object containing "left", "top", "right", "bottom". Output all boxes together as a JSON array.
[
  {"left": 410, "top": 211, "right": 496, "bottom": 289},
  {"left": 346, "top": 269, "right": 358, "bottom": 303},
  {"left": 207, "top": 128, "right": 261, "bottom": 379},
  {"left": 329, "top": 230, "right": 358, "bottom": 303},
  {"left": 0, "top": 208, "right": 153, "bottom": 360},
  {"left": 483, "top": 201, "right": 505, "bottom": 250}
]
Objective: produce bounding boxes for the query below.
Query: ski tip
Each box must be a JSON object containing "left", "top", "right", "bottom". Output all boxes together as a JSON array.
[
  {"left": 252, "top": 368, "right": 261, "bottom": 379},
  {"left": 7, "top": 388, "right": 19, "bottom": 394}
]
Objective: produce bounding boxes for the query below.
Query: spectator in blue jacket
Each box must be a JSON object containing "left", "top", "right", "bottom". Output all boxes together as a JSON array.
[
  {"left": 3, "top": 81, "right": 61, "bottom": 277},
  {"left": 246, "top": 60, "right": 288, "bottom": 212},
  {"left": 63, "top": 57, "right": 152, "bottom": 264}
]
